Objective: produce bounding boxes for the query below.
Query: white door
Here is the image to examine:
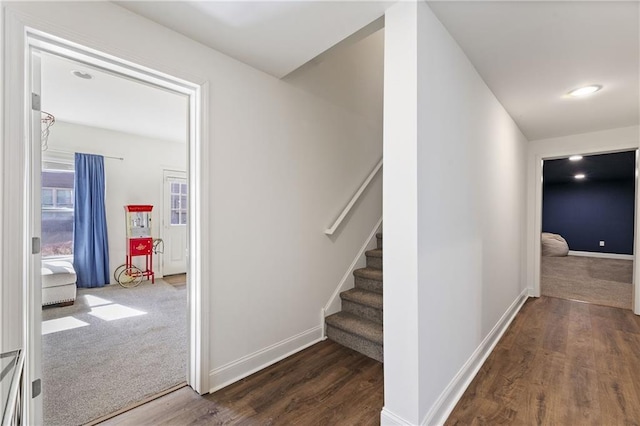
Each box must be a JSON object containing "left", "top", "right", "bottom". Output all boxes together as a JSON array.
[{"left": 162, "top": 171, "right": 188, "bottom": 276}]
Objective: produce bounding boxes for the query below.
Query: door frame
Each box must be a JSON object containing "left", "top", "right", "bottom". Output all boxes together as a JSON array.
[
  {"left": 2, "top": 10, "right": 211, "bottom": 423},
  {"left": 529, "top": 144, "right": 640, "bottom": 315},
  {"left": 161, "top": 169, "right": 188, "bottom": 277}
]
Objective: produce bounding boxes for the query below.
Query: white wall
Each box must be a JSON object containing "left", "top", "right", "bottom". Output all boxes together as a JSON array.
[
  {"left": 284, "top": 28, "right": 384, "bottom": 136},
  {"left": 382, "top": 3, "right": 420, "bottom": 423},
  {"left": 44, "top": 121, "right": 187, "bottom": 282},
  {"left": 528, "top": 125, "right": 640, "bottom": 157},
  {"left": 1, "top": 0, "right": 382, "bottom": 393},
  {"left": 383, "top": 2, "right": 528, "bottom": 424}
]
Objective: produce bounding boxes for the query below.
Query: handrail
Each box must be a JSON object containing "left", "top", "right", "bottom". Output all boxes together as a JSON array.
[
  {"left": 324, "top": 158, "right": 382, "bottom": 235},
  {"left": 2, "top": 349, "right": 24, "bottom": 426}
]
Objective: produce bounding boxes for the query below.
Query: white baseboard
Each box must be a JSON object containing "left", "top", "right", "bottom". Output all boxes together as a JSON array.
[
  {"left": 420, "top": 288, "right": 530, "bottom": 426},
  {"left": 381, "top": 407, "right": 412, "bottom": 425},
  {"left": 209, "top": 326, "right": 323, "bottom": 393},
  {"left": 568, "top": 250, "right": 633, "bottom": 260},
  {"left": 323, "top": 217, "right": 382, "bottom": 318}
]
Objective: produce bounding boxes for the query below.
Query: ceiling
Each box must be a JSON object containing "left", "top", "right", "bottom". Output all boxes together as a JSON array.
[
  {"left": 40, "top": 1, "right": 639, "bottom": 144},
  {"left": 115, "top": 1, "right": 392, "bottom": 78},
  {"left": 428, "top": 1, "right": 639, "bottom": 141},
  {"left": 41, "top": 52, "right": 188, "bottom": 144},
  {"left": 115, "top": 1, "right": 638, "bottom": 141},
  {"left": 543, "top": 151, "right": 636, "bottom": 185}
]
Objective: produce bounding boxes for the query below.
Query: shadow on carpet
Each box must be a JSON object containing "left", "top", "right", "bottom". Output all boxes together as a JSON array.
[
  {"left": 541, "top": 255, "right": 633, "bottom": 310},
  {"left": 42, "top": 279, "right": 187, "bottom": 426}
]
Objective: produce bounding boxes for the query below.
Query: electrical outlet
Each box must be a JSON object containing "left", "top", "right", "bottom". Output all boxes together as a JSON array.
[{"left": 599, "top": 241, "right": 605, "bottom": 247}]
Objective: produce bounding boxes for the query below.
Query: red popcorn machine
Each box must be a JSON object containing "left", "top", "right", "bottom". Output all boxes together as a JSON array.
[{"left": 115, "top": 205, "right": 155, "bottom": 287}]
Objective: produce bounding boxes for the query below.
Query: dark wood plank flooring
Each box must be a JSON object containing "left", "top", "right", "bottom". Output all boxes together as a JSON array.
[
  {"left": 101, "top": 296, "right": 640, "bottom": 425},
  {"left": 446, "top": 296, "right": 640, "bottom": 425},
  {"left": 100, "top": 339, "right": 383, "bottom": 425}
]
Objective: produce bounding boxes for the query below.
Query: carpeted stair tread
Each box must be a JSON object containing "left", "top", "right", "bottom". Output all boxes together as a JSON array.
[
  {"left": 325, "top": 312, "right": 383, "bottom": 345},
  {"left": 353, "top": 267, "right": 383, "bottom": 281},
  {"left": 326, "top": 231, "right": 384, "bottom": 361},
  {"left": 341, "top": 288, "right": 382, "bottom": 310},
  {"left": 365, "top": 248, "right": 382, "bottom": 258}
]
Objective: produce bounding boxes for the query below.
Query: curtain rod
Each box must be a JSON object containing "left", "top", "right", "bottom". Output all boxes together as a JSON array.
[{"left": 43, "top": 149, "right": 124, "bottom": 161}]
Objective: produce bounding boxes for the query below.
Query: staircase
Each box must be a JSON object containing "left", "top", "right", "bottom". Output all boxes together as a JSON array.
[{"left": 325, "top": 233, "right": 383, "bottom": 362}]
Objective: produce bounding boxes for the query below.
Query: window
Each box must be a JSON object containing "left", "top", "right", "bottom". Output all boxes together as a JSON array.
[
  {"left": 41, "top": 165, "right": 74, "bottom": 257},
  {"left": 42, "top": 188, "right": 72, "bottom": 208},
  {"left": 42, "top": 188, "right": 54, "bottom": 207},
  {"left": 56, "top": 189, "right": 73, "bottom": 207},
  {"left": 170, "top": 181, "right": 187, "bottom": 225}
]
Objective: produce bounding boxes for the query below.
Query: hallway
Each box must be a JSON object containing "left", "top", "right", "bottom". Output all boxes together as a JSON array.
[{"left": 446, "top": 296, "right": 640, "bottom": 424}]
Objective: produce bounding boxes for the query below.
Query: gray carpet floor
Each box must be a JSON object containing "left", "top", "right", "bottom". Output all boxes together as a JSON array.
[
  {"left": 42, "top": 279, "right": 187, "bottom": 426},
  {"left": 541, "top": 255, "right": 633, "bottom": 309}
]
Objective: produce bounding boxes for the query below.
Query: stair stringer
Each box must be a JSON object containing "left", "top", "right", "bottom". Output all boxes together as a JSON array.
[{"left": 321, "top": 217, "right": 382, "bottom": 337}]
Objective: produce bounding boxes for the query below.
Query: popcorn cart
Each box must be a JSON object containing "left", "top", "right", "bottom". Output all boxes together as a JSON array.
[{"left": 115, "top": 205, "right": 155, "bottom": 287}]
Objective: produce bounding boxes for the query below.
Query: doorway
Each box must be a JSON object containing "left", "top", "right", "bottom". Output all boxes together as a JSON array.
[
  {"left": 162, "top": 170, "right": 188, "bottom": 277},
  {"left": 531, "top": 147, "right": 640, "bottom": 315},
  {"left": 37, "top": 49, "right": 192, "bottom": 425},
  {"left": 540, "top": 151, "right": 636, "bottom": 309},
  {"left": 10, "top": 27, "right": 211, "bottom": 424}
]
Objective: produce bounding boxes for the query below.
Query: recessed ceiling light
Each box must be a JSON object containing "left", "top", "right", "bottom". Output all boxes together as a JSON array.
[
  {"left": 71, "top": 70, "right": 93, "bottom": 80},
  {"left": 567, "top": 85, "right": 601, "bottom": 97},
  {"left": 575, "top": 173, "right": 586, "bottom": 179},
  {"left": 569, "top": 155, "right": 583, "bottom": 161}
]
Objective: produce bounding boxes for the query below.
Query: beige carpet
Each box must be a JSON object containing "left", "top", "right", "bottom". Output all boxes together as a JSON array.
[
  {"left": 43, "top": 279, "right": 187, "bottom": 425},
  {"left": 541, "top": 255, "right": 633, "bottom": 309}
]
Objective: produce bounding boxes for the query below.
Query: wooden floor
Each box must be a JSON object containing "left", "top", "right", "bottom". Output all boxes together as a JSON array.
[
  {"left": 100, "top": 296, "right": 640, "bottom": 425},
  {"left": 162, "top": 273, "right": 187, "bottom": 289},
  {"left": 446, "top": 296, "right": 640, "bottom": 425},
  {"left": 100, "top": 339, "right": 383, "bottom": 425}
]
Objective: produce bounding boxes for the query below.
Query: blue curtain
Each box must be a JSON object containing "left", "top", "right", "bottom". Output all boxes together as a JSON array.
[{"left": 73, "top": 153, "right": 110, "bottom": 288}]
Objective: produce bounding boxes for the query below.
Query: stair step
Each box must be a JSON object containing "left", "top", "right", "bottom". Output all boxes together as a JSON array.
[
  {"left": 365, "top": 248, "right": 382, "bottom": 258},
  {"left": 376, "top": 233, "right": 382, "bottom": 249},
  {"left": 326, "top": 312, "right": 382, "bottom": 344},
  {"left": 341, "top": 288, "right": 382, "bottom": 309},
  {"left": 326, "top": 324, "right": 383, "bottom": 363},
  {"left": 325, "top": 312, "right": 383, "bottom": 362},
  {"left": 365, "top": 248, "right": 382, "bottom": 270},
  {"left": 354, "top": 267, "right": 382, "bottom": 280},
  {"left": 341, "top": 289, "right": 382, "bottom": 324},
  {"left": 354, "top": 267, "right": 383, "bottom": 294}
]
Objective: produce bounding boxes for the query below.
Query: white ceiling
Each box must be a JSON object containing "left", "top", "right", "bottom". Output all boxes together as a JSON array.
[
  {"left": 115, "top": 1, "right": 392, "bottom": 78},
  {"left": 41, "top": 52, "right": 188, "bottom": 144},
  {"left": 428, "top": 1, "right": 639, "bottom": 141},
  {"left": 116, "top": 0, "right": 638, "bottom": 141},
  {"left": 41, "top": 1, "right": 639, "bottom": 144}
]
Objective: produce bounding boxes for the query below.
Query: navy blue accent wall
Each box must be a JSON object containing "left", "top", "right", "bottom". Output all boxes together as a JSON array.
[{"left": 542, "top": 179, "right": 635, "bottom": 255}]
